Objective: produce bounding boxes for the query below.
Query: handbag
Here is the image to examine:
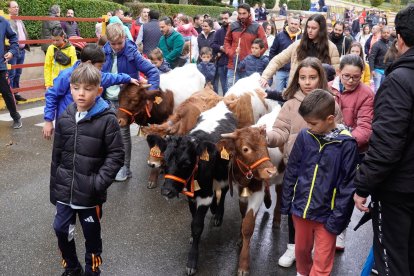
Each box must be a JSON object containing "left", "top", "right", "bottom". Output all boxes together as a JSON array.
[{"left": 54, "top": 48, "right": 71, "bottom": 66}]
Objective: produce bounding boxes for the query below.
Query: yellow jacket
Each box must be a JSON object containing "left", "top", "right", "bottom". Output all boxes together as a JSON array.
[
  {"left": 44, "top": 42, "right": 77, "bottom": 87},
  {"left": 362, "top": 62, "right": 370, "bottom": 86}
]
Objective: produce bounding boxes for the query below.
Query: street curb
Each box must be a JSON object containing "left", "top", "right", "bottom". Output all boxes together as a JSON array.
[{"left": 0, "top": 96, "right": 45, "bottom": 110}]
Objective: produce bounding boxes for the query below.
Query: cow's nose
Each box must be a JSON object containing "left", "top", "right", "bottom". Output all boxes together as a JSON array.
[
  {"left": 266, "top": 167, "right": 277, "bottom": 178},
  {"left": 148, "top": 163, "right": 155, "bottom": 168}
]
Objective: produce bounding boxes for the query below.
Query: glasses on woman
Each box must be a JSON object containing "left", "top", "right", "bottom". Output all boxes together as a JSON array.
[{"left": 341, "top": 74, "right": 362, "bottom": 81}]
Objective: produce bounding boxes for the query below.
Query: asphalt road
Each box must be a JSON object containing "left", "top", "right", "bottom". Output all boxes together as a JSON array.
[{"left": 0, "top": 101, "right": 373, "bottom": 276}]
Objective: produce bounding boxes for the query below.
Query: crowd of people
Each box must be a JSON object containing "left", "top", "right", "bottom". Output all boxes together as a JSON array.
[{"left": 1, "top": 1, "right": 414, "bottom": 276}]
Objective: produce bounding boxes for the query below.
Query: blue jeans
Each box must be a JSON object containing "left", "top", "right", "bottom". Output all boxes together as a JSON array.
[
  {"left": 8, "top": 48, "right": 25, "bottom": 88},
  {"left": 373, "top": 71, "right": 385, "bottom": 93},
  {"left": 214, "top": 65, "right": 228, "bottom": 95},
  {"left": 226, "top": 69, "right": 245, "bottom": 90},
  {"left": 274, "top": 70, "right": 289, "bottom": 92}
]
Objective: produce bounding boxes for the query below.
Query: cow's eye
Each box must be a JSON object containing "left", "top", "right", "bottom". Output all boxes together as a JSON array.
[{"left": 242, "top": 146, "right": 250, "bottom": 153}]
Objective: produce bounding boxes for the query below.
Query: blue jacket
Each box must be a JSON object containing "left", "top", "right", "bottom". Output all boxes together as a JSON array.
[
  {"left": 0, "top": 16, "right": 18, "bottom": 71},
  {"left": 238, "top": 54, "right": 269, "bottom": 76},
  {"left": 102, "top": 39, "right": 159, "bottom": 90},
  {"left": 197, "top": 62, "right": 216, "bottom": 83},
  {"left": 211, "top": 25, "right": 229, "bottom": 67},
  {"left": 158, "top": 60, "right": 171, "bottom": 74},
  {"left": 44, "top": 61, "right": 132, "bottom": 122},
  {"left": 281, "top": 128, "right": 358, "bottom": 235},
  {"left": 269, "top": 28, "right": 302, "bottom": 71}
]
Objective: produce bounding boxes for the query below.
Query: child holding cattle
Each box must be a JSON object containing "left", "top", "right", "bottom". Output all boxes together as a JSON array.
[
  {"left": 266, "top": 57, "right": 343, "bottom": 268},
  {"left": 50, "top": 63, "right": 124, "bottom": 276},
  {"left": 281, "top": 89, "right": 358, "bottom": 276},
  {"left": 42, "top": 44, "right": 140, "bottom": 140}
]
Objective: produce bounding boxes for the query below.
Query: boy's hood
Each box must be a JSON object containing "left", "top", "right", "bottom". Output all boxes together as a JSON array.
[
  {"left": 309, "top": 124, "right": 354, "bottom": 143},
  {"left": 68, "top": 97, "right": 111, "bottom": 121},
  {"left": 109, "top": 16, "right": 123, "bottom": 25}
]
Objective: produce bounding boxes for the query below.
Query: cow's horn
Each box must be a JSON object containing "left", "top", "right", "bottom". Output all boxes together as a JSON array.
[
  {"left": 140, "top": 84, "right": 151, "bottom": 88},
  {"left": 221, "top": 132, "right": 237, "bottom": 139}
]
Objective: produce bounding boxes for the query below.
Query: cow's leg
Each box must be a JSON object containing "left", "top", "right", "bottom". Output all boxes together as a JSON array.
[
  {"left": 238, "top": 209, "right": 255, "bottom": 276},
  {"left": 186, "top": 204, "right": 209, "bottom": 276},
  {"left": 237, "top": 200, "right": 248, "bottom": 247},
  {"left": 273, "top": 184, "right": 282, "bottom": 229},
  {"left": 264, "top": 185, "right": 272, "bottom": 209},
  {"left": 213, "top": 186, "right": 229, "bottom": 227},
  {"left": 147, "top": 167, "right": 160, "bottom": 189}
]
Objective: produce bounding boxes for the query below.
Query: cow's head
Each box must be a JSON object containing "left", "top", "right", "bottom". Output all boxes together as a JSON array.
[
  {"left": 217, "top": 126, "right": 277, "bottom": 181},
  {"left": 161, "top": 136, "right": 217, "bottom": 199},
  {"left": 146, "top": 134, "right": 168, "bottom": 168},
  {"left": 117, "top": 83, "right": 160, "bottom": 127}
]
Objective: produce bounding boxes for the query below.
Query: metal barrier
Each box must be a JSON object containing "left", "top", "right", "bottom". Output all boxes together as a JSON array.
[{"left": 0, "top": 10, "right": 109, "bottom": 99}]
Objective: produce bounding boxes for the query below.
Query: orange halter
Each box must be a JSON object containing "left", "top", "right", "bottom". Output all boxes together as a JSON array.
[
  {"left": 236, "top": 157, "right": 271, "bottom": 179},
  {"left": 118, "top": 107, "right": 139, "bottom": 125},
  {"left": 164, "top": 158, "right": 199, "bottom": 198}
]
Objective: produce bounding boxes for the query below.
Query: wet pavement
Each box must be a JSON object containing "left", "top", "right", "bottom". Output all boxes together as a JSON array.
[{"left": 0, "top": 101, "right": 373, "bottom": 276}]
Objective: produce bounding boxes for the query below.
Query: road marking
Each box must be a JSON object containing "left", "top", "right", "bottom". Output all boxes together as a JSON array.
[{"left": 0, "top": 106, "right": 44, "bottom": 121}]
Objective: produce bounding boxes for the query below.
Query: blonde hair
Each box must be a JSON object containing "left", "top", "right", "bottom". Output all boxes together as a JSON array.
[
  {"left": 70, "top": 63, "right": 102, "bottom": 87},
  {"left": 106, "top": 23, "right": 125, "bottom": 41}
]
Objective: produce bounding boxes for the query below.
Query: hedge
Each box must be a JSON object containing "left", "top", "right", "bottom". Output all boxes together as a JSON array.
[
  {"left": 301, "top": 0, "right": 311, "bottom": 11},
  {"left": 288, "top": 0, "right": 302, "bottom": 10},
  {"left": 135, "top": 0, "right": 227, "bottom": 6},
  {"left": 244, "top": 0, "right": 276, "bottom": 10},
  {"left": 127, "top": 2, "right": 233, "bottom": 19},
  {"left": 1, "top": 0, "right": 127, "bottom": 40}
]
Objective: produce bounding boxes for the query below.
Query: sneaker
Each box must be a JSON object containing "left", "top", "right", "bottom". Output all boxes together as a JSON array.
[
  {"left": 61, "top": 266, "right": 84, "bottom": 276},
  {"left": 371, "top": 262, "right": 378, "bottom": 275},
  {"left": 14, "top": 93, "right": 27, "bottom": 102},
  {"left": 12, "top": 118, "right": 22, "bottom": 129},
  {"left": 115, "top": 166, "right": 131, "bottom": 181},
  {"left": 336, "top": 231, "right": 346, "bottom": 251},
  {"left": 278, "top": 243, "right": 295, "bottom": 267}
]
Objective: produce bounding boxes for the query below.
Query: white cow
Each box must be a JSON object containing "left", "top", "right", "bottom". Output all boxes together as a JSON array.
[{"left": 159, "top": 63, "right": 206, "bottom": 109}]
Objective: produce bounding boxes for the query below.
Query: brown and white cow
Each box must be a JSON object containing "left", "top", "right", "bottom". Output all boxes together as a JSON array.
[{"left": 217, "top": 126, "right": 277, "bottom": 276}]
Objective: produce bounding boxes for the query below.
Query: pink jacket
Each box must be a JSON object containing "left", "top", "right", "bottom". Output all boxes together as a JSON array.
[
  {"left": 329, "top": 78, "right": 375, "bottom": 152},
  {"left": 176, "top": 23, "right": 198, "bottom": 37}
]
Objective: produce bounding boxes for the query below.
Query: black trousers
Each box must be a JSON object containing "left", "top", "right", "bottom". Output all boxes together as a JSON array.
[
  {"left": 372, "top": 192, "right": 414, "bottom": 276},
  {"left": 0, "top": 70, "right": 20, "bottom": 121},
  {"left": 53, "top": 203, "right": 103, "bottom": 275}
]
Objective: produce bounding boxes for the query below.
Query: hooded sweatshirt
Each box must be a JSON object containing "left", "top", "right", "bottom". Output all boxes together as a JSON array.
[{"left": 108, "top": 16, "right": 133, "bottom": 41}]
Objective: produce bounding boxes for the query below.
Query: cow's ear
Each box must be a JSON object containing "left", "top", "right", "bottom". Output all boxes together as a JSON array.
[
  {"left": 196, "top": 141, "right": 218, "bottom": 161},
  {"left": 146, "top": 134, "right": 165, "bottom": 148},
  {"left": 144, "top": 89, "right": 161, "bottom": 100},
  {"left": 216, "top": 138, "right": 235, "bottom": 160}
]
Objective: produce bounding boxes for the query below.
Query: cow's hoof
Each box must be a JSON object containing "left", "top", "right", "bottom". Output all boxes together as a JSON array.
[
  {"left": 237, "top": 269, "right": 250, "bottom": 276},
  {"left": 213, "top": 214, "right": 223, "bottom": 227},
  {"left": 147, "top": 181, "right": 158, "bottom": 189},
  {"left": 186, "top": 267, "right": 197, "bottom": 275},
  {"left": 189, "top": 237, "right": 193, "bottom": 244}
]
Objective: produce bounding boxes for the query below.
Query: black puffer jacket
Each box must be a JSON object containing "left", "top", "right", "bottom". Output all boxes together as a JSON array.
[
  {"left": 368, "top": 38, "right": 391, "bottom": 70},
  {"left": 355, "top": 47, "right": 414, "bottom": 198},
  {"left": 50, "top": 98, "right": 124, "bottom": 207}
]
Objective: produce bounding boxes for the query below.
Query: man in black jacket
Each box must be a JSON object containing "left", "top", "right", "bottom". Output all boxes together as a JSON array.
[
  {"left": 354, "top": 5, "right": 414, "bottom": 276},
  {"left": 368, "top": 26, "right": 391, "bottom": 93},
  {"left": 329, "top": 21, "right": 353, "bottom": 57}
]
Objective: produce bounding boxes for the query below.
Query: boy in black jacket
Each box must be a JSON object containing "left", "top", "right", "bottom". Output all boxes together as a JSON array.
[
  {"left": 50, "top": 63, "right": 124, "bottom": 276},
  {"left": 197, "top": 46, "right": 216, "bottom": 85}
]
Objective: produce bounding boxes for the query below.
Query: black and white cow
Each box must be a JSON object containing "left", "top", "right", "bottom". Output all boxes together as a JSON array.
[{"left": 160, "top": 101, "right": 237, "bottom": 275}]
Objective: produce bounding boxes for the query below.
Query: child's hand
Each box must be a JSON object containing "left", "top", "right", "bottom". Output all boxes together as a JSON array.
[
  {"left": 259, "top": 77, "right": 269, "bottom": 88},
  {"left": 354, "top": 193, "right": 369, "bottom": 212},
  {"left": 130, "top": 78, "right": 140, "bottom": 86},
  {"left": 43, "top": 121, "right": 54, "bottom": 140}
]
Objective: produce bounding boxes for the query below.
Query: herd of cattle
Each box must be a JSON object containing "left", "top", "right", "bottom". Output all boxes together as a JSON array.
[{"left": 117, "top": 64, "right": 285, "bottom": 276}]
